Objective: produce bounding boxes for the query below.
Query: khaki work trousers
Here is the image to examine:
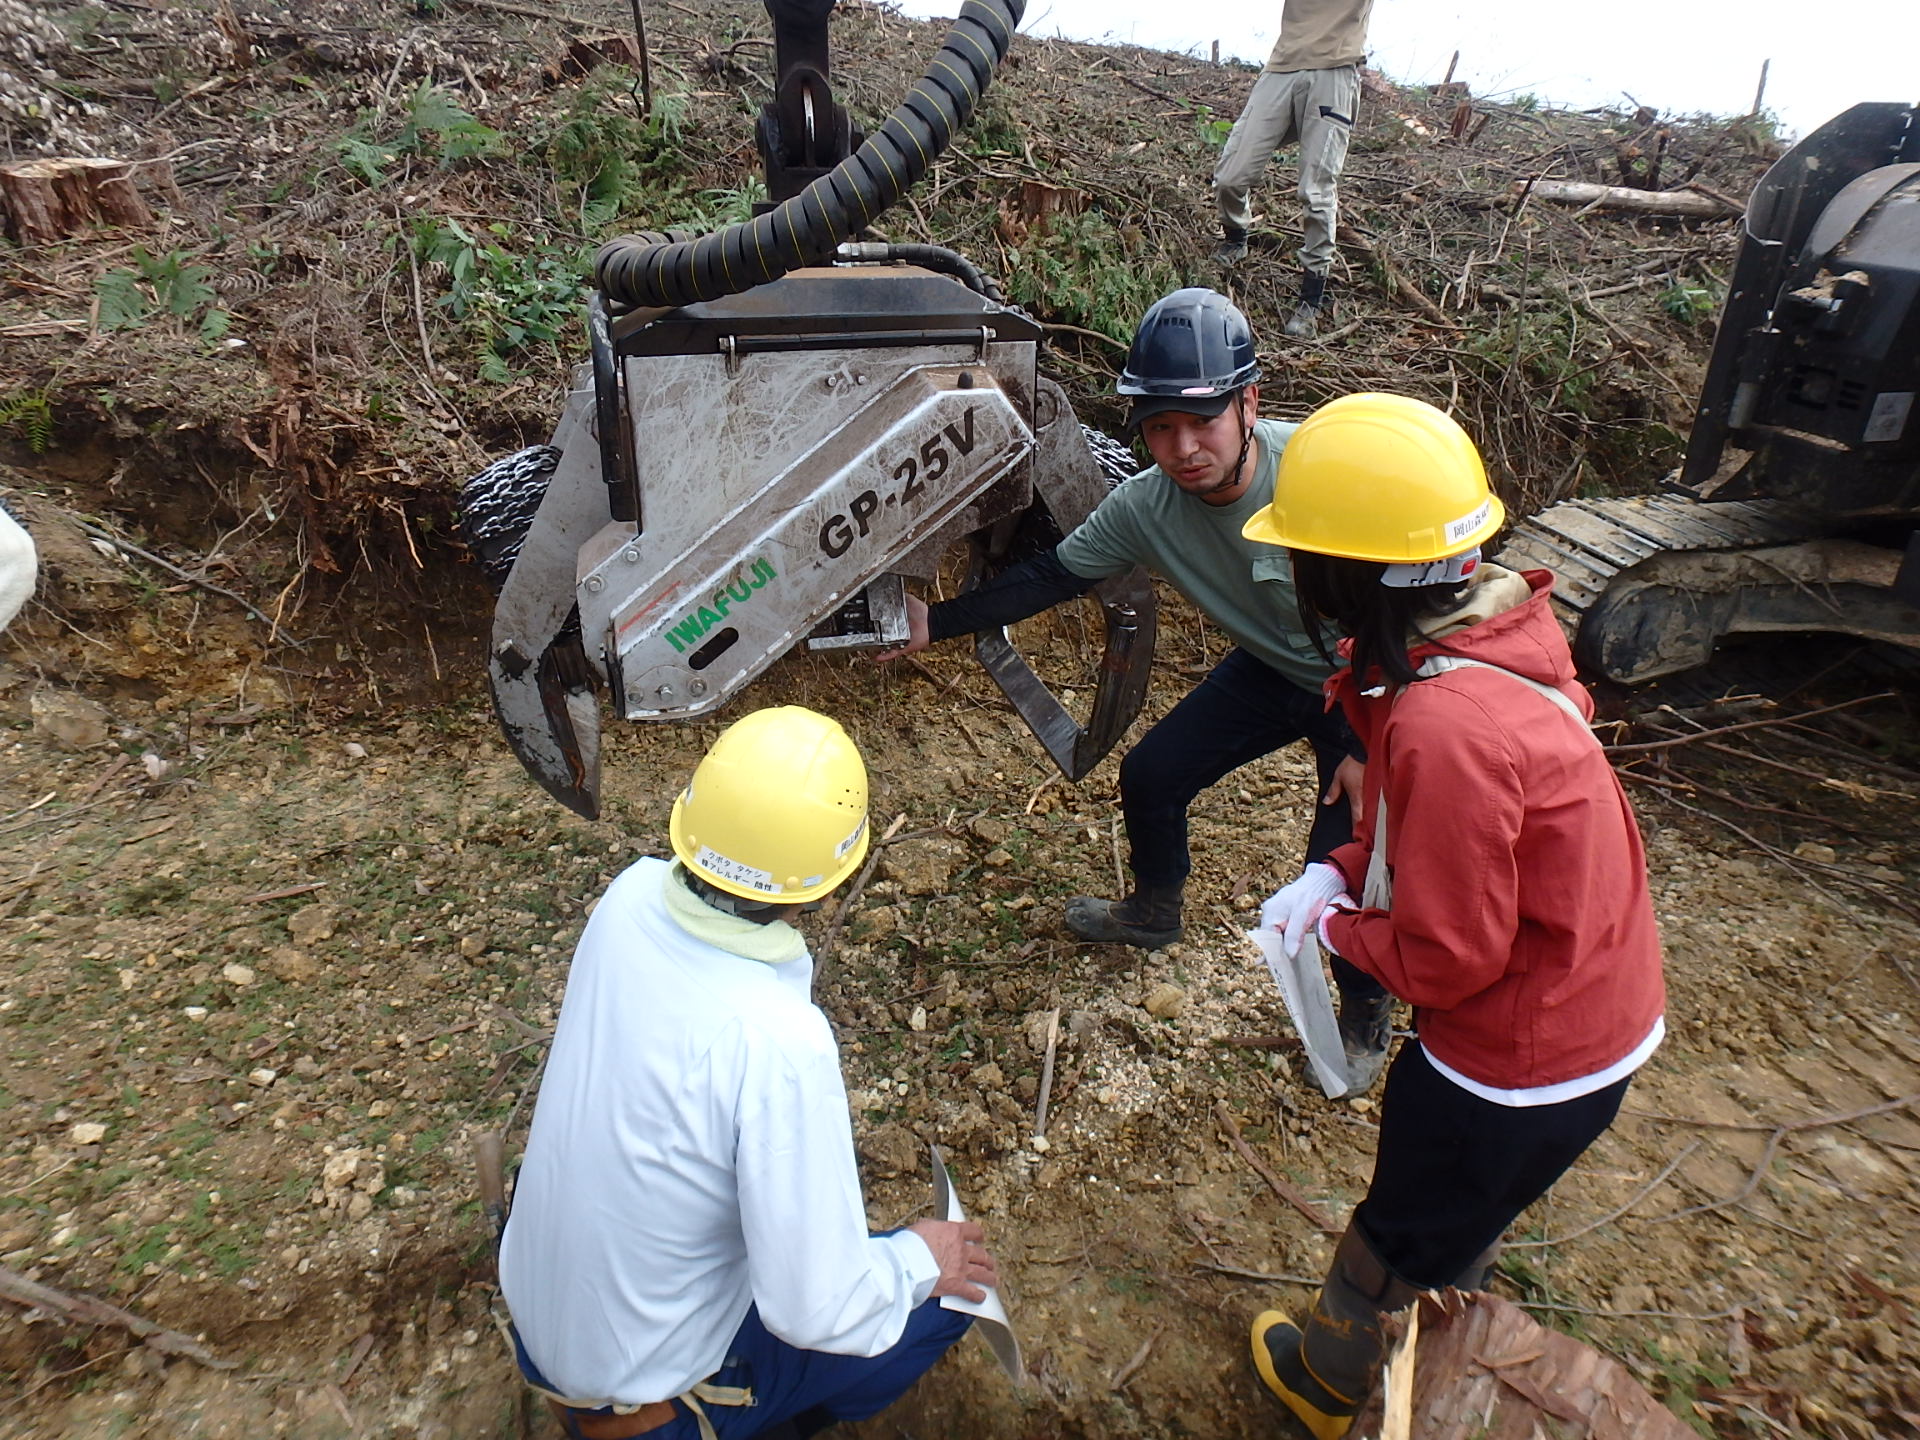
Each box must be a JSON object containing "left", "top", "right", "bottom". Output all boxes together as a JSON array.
[{"left": 1212, "top": 64, "right": 1359, "bottom": 276}]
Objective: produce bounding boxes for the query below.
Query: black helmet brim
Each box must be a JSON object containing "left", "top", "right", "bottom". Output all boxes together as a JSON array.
[{"left": 1127, "top": 389, "right": 1239, "bottom": 432}]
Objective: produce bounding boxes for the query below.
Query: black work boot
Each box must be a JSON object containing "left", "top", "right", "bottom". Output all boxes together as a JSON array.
[
  {"left": 1063, "top": 883, "right": 1183, "bottom": 948},
  {"left": 1334, "top": 988, "right": 1393, "bottom": 1099},
  {"left": 1214, "top": 225, "right": 1249, "bottom": 265},
  {"left": 1282, "top": 270, "right": 1331, "bottom": 338},
  {"left": 1251, "top": 1223, "right": 1422, "bottom": 1439}
]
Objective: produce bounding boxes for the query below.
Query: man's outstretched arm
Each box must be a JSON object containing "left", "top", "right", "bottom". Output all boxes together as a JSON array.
[{"left": 876, "top": 548, "right": 1098, "bottom": 662}]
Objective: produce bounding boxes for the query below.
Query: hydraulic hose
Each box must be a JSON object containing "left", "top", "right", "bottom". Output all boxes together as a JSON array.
[
  {"left": 594, "top": 0, "right": 1024, "bottom": 310},
  {"left": 835, "top": 241, "right": 1004, "bottom": 303}
]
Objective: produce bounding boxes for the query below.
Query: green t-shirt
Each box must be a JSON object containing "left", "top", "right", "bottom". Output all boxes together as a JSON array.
[{"left": 1054, "top": 418, "right": 1333, "bottom": 691}]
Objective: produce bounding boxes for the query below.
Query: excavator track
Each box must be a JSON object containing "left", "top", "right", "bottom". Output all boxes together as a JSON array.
[
  {"left": 1494, "top": 494, "right": 1840, "bottom": 682},
  {"left": 1498, "top": 494, "right": 1815, "bottom": 629}
]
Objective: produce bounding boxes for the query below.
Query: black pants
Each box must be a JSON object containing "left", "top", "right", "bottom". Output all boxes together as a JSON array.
[
  {"left": 1354, "top": 1041, "right": 1631, "bottom": 1289},
  {"left": 1118, "top": 647, "right": 1381, "bottom": 1001}
]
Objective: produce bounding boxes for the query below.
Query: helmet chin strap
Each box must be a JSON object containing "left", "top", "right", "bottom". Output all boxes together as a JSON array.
[{"left": 1201, "top": 389, "right": 1255, "bottom": 496}]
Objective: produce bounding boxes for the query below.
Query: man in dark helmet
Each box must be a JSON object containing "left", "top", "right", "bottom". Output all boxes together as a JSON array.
[{"left": 879, "top": 287, "right": 1392, "bottom": 1098}]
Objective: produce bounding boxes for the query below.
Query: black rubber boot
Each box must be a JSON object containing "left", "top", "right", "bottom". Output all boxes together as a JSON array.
[
  {"left": 1063, "top": 883, "right": 1183, "bottom": 948},
  {"left": 1250, "top": 1224, "right": 1422, "bottom": 1439},
  {"left": 1214, "top": 225, "right": 1249, "bottom": 264},
  {"left": 1282, "top": 270, "right": 1331, "bottom": 338},
  {"left": 1334, "top": 988, "right": 1393, "bottom": 1099}
]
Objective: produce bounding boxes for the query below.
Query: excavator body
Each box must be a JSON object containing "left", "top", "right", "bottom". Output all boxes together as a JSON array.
[{"left": 1499, "top": 102, "right": 1920, "bottom": 683}]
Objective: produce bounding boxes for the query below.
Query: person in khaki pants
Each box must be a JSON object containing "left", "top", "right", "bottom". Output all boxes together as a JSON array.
[{"left": 1212, "top": 0, "right": 1375, "bottom": 338}]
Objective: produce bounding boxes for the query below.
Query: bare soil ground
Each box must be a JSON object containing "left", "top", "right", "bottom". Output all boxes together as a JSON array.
[
  {"left": 3, "top": 1, "right": 1919, "bottom": 1436},
  {"left": 2, "top": 565, "right": 1918, "bottom": 1439}
]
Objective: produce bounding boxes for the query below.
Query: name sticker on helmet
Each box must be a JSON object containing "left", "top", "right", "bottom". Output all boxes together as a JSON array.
[
  {"left": 835, "top": 817, "right": 868, "bottom": 859},
  {"left": 1444, "top": 499, "right": 1492, "bottom": 545},
  {"left": 695, "top": 846, "right": 778, "bottom": 894}
]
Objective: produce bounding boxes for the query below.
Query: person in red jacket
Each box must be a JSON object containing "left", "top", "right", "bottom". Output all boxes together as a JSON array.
[{"left": 1238, "top": 393, "right": 1666, "bottom": 1439}]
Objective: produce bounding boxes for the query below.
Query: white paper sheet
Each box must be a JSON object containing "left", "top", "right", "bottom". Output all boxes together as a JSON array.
[
  {"left": 930, "top": 1144, "right": 1023, "bottom": 1385},
  {"left": 1247, "top": 927, "right": 1351, "bottom": 1099}
]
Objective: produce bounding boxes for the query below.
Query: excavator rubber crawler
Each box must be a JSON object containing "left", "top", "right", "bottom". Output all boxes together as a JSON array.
[{"left": 1498, "top": 495, "right": 1816, "bottom": 627}]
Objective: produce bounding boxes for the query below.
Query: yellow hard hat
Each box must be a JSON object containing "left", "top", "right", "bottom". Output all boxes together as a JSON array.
[
  {"left": 670, "top": 706, "right": 870, "bottom": 903},
  {"left": 1242, "top": 393, "right": 1505, "bottom": 562}
]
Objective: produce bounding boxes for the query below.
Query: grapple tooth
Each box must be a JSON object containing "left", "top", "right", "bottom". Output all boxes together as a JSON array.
[{"left": 489, "top": 631, "right": 602, "bottom": 819}]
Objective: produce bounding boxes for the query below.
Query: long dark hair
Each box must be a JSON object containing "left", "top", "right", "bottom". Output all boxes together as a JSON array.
[{"left": 1289, "top": 551, "right": 1471, "bottom": 686}]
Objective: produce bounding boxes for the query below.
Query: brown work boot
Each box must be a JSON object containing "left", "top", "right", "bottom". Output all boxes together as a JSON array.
[
  {"left": 1251, "top": 1224, "right": 1422, "bottom": 1438},
  {"left": 1063, "top": 883, "right": 1183, "bottom": 948}
]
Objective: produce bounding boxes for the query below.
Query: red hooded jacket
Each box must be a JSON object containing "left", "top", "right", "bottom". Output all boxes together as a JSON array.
[{"left": 1320, "top": 569, "right": 1665, "bottom": 1091}]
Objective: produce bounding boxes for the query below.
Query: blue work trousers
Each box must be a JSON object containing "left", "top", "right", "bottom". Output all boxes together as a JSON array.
[{"left": 523, "top": 1298, "right": 970, "bottom": 1439}]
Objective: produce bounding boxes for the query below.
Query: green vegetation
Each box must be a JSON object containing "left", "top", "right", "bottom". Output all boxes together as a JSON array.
[
  {"left": 1005, "top": 210, "right": 1179, "bottom": 343},
  {"left": 0, "top": 388, "right": 54, "bottom": 452},
  {"left": 408, "top": 218, "right": 589, "bottom": 381},
  {"left": 334, "top": 82, "right": 504, "bottom": 186},
  {"left": 1659, "top": 281, "right": 1718, "bottom": 326},
  {"left": 94, "top": 248, "right": 232, "bottom": 342}
]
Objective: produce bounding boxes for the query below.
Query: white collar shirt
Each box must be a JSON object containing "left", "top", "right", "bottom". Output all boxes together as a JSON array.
[{"left": 499, "top": 858, "right": 938, "bottom": 1406}]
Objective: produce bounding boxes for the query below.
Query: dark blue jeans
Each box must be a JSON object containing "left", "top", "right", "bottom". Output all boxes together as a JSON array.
[
  {"left": 520, "top": 1299, "right": 970, "bottom": 1439},
  {"left": 1118, "top": 647, "right": 1381, "bottom": 1002}
]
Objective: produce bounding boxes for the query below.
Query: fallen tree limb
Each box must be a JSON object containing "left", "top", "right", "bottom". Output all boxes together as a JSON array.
[
  {"left": 1603, "top": 693, "right": 1893, "bottom": 756},
  {"left": 1214, "top": 1100, "right": 1341, "bottom": 1235},
  {"left": 1342, "top": 229, "right": 1455, "bottom": 327},
  {"left": 0, "top": 1263, "right": 235, "bottom": 1369},
  {"left": 1512, "top": 178, "right": 1739, "bottom": 217},
  {"left": 76, "top": 519, "right": 306, "bottom": 647},
  {"left": 1642, "top": 1091, "right": 1920, "bottom": 1226}
]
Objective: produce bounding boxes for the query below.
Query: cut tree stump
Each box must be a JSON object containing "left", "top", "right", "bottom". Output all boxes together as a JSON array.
[
  {"left": 1511, "top": 178, "right": 1739, "bottom": 218},
  {"left": 0, "top": 156, "right": 158, "bottom": 246}
]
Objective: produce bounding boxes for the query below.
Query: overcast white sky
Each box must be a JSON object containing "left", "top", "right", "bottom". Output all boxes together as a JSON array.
[{"left": 894, "top": 0, "right": 1920, "bottom": 140}]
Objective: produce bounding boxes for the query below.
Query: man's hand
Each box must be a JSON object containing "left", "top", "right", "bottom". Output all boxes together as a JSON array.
[
  {"left": 907, "top": 1218, "right": 999, "bottom": 1302},
  {"left": 1323, "top": 754, "right": 1365, "bottom": 829},
  {"left": 874, "top": 594, "right": 931, "bottom": 664}
]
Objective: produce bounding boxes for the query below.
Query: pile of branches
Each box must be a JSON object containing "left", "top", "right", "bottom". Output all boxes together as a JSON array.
[{"left": 0, "top": 0, "right": 1784, "bottom": 595}]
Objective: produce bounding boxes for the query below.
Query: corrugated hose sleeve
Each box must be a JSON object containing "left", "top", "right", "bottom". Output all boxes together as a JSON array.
[{"left": 593, "top": 0, "right": 1024, "bottom": 310}]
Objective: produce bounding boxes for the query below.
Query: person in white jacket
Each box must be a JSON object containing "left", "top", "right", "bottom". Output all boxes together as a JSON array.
[{"left": 500, "top": 707, "right": 998, "bottom": 1440}]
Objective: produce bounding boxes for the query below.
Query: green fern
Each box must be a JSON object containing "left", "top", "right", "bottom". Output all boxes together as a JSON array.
[
  {"left": 1004, "top": 210, "right": 1178, "bottom": 342},
  {"left": 95, "top": 268, "right": 151, "bottom": 330},
  {"left": 0, "top": 389, "right": 55, "bottom": 452}
]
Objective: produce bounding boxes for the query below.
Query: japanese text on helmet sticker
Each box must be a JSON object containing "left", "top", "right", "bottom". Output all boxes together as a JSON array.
[{"left": 695, "top": 846, "right": 778, "bottom": 893}]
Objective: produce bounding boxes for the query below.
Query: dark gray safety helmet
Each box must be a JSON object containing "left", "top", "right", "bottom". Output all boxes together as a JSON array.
[{"left": 1118, "top": 287, "right": 1261, "bottom": 428}]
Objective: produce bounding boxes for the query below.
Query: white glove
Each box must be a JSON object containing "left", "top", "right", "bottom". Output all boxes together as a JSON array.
[
  {"left": 1259, "top": 863, "right": 1350, "bottom": 957},
  {"left": 1316, "top": 895, "right": 1358, "bottom": 955}
]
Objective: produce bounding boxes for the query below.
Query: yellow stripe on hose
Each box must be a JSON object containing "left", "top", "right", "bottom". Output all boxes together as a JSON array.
[
  {"left": 965, "top": 6, "right": 1013, "bottom": 52},
  {"left": 931, "top": 57, "right": 980, "bottom": 102},
  {"left": 884, "top": 117, "right": 930, "bottom": 170},
  {"left": 946, "top": 30, "right": 996, "bottom": 74},
  {"left": 868, "top": 143, "right": 902, "bottom": 198},
  {"left": 751, "top": 217, "right": 774, "bottom": 279}
]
